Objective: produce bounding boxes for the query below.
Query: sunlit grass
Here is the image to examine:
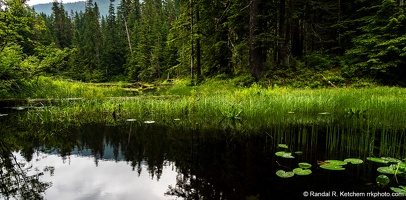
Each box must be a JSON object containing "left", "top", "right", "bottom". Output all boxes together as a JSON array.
[
  {"left": 9, "top": 78, "right": 405, "bottom": 134},
  {"left": 1, "top": 77, "right": 404, "bottom": 161},
  {"left": 1, "top": 77, "right": 404, "bottom": 134},
  {"left": 12, "top": 76, "right": 131, "bottom": 99}
]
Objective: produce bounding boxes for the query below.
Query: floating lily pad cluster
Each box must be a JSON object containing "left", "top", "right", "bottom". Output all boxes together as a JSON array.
[
  {"left": 318, "top": 158, "right": 363, "bottom": 171},
  {"left": 367, "top": 156, "right": 406, "bottom": 192},
  {"left": 367, "top": 157, "right": 406, "bottom": 175},
  {"left": 275, "top": 144, "right": 312, "bottom": 178},
  {"left": 275, "top": 144, "right": 302, "bottom": 159},
  {"left": 276, "top": 162, "right": 312, "bottom": 178}
]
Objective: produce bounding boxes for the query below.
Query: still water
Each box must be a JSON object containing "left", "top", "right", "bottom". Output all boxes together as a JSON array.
[
  {"left": 1, "top": 120, "right": 406, "bottom": 199},
  {"left": 16, "top": 152, "right": 177, "bottom": 200}
]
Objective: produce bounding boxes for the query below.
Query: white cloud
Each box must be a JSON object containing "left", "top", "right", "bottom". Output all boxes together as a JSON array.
[
  {"left": 17, "top": 152, "right": 178, "bottom": 200},
  {"left": 27, "top": 0, "right": 85, "bottom": 6}
]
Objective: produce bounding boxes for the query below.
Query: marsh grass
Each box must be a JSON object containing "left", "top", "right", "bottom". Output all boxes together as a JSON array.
[
  {"left": 13, "top": 76, "right": 131, "bottom": 99},
  {"left": 11, "top": 80, "right": 406, "bottom": 134},
  {"left": 5, "top": 78, "right": 406, "bottom": 154}
]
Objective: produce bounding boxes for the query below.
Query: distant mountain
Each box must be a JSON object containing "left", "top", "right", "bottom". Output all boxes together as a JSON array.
[{"left": 32, "top": 0, "right": 120, "bottom": 17}]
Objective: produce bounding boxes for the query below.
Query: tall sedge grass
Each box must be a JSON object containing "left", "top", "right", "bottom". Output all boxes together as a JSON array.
[
  {"left": 4, "top": 78, "right": 405, "bottom": 157},
  {"left": 14, "top": 76, "right": 131, "bottom": 99},
  {"left": 2, "top": 79, "right": 404, "bottom": 169},
  {"left": 13, "top": 82, "right": 406, "bottom": 133}
]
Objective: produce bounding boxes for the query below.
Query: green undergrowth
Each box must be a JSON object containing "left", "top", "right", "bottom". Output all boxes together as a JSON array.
[
  {"left": 4, "top": 79, "right": 405, "bottom": 131},
  {"left": 1, "top": 77, "right": 406, "bottom": 158},
  {"left": 2, "top": 76, "right": 406, "bottom": 134},
  {"left": 2, "top": 76, "right": 132, "bottom": 99}
]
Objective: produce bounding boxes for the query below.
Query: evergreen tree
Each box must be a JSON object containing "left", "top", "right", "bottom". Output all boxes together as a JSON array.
[
  {"left": 80, "top": 0, "right": 103, "bottom": 80},
  {"left": 50, "top": 1, "right": 73, "bottom": 48},
  {"left": 126, "top": 0, "right": 173, "bottom": 81},
  {"left": 101, "top": 0, "right": 126, "bottom": 80},
  {"left": 342, "top": 0, "right": 406, "bottom": 85}
]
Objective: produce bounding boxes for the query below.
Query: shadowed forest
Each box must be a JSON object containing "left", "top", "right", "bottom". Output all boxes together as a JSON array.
[
  {"left": 2, "top": 0, "right": 406, "bottom": 96},
  {"left": 2, "top": 1, "right": 406, "bottom": 199}
]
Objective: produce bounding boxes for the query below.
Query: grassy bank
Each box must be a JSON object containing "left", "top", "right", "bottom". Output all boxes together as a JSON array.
[
  {"left": 4, "top": 77, "right": 404, "bottom": 131},
  {"left": 2, "top": 76, "right": 132, "bottom": 99},
  {"left": 1, "top": 77, "right": 405, "bottom": 159}
]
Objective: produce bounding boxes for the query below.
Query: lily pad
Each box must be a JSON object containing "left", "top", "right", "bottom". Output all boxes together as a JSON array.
[
  {"left": 174, "top": 119, "right": 181, "bottom": 121},
  {"left": 318, "top": 112, "right": 331, "bottom": 115},
  {"left": 294, "top": 151, "right": 303, "bottom": 155},
  {"left": 275, "top": 151, "right": 295, "bottom": 158},
  {"left": 390, "top": 186, "right": 406, "bottom": 195},
  {"left": 126, "top": 119, "right": 137, "bottom": 122},
  {"left": 367, "top": 157, "right": 389, "bottom": 164},
  {"left": 298, "top": 162, "right": 312, "bottom": 169},
  {"left": 325, "top": 160, "right": 347, "bottom": 166},
  {"left": 276, "top": 170, "right": 294, "bottom": 178},
  {"left": 376, "top": 175, "right": 390, "bottom": 186},
  {"left": 293, "top": 168, "right": 312, "bottom": 175},
  {"left": 12, "top": 106, "right": 25, "bottom": 111},
  {"left": 278, "top": 144, "right": 289, "bottom": 149},
  {"left": 396, "top": 162, "right": 406, "bottom": 172},
  {"left": 320, "top": 164, "right": 345, "bottom": 170},
  {"left": 144, "top": 121, "right": 156, "bottom": 124},
  {"left": 377, "top": 166, "right": 403, "bottom": 174},
  {"left": 381, "top": 157, "right": 402, "bottom": 163},
  {"left": 344, "top": 158, "right": 363, "bottom": 164}
]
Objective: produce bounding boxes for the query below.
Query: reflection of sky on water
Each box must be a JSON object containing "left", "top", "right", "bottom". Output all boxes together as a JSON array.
[{"left": 14, "top": 152, "right": 178, "bottom": 200}]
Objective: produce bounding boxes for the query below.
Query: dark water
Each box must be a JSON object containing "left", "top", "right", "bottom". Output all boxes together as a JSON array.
[{"left": 1, "top": 114, "right": 406, "bottom": 199}]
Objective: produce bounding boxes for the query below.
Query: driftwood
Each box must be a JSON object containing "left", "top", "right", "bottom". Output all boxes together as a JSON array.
[{"left": 321, "top": 74, "right": 337, "bottom": 88}]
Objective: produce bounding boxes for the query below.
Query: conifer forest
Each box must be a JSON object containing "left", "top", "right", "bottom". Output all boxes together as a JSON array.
[{"left": 1, "top": 0, "right": 406, "bottom": 91}]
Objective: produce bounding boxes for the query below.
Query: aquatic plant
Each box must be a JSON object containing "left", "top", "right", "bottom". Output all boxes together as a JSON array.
[
  {"left": 344, "top": 158, "right": 363, "bottom": 164},
  {"left": 276, "top": 162, "right": 312, "bottom": 178},
  {"left": 293, "top": 163, "right": 312, "bottom": 176},
  {"left": 376, "top": 175, "right": 390, "bottom": 187},
  {"left": 276, "top": 170, "right": 294, "bottom": 178},
  {"left": 318, "top": 159, "right": 363, "bottom": 171},
  {"left": 390, "top": 186, "right": 406, "bottom": 195}
]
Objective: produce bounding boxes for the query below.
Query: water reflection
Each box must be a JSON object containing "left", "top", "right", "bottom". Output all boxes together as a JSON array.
[
  {"left": 14, "top": 152, "right": 177, "bottom": 200},
  {"left": 1, "top": 121, "right": 405, "bottom": 199},
  {"left": 0, "top": 139, "right": 51, "bottom": 200}
]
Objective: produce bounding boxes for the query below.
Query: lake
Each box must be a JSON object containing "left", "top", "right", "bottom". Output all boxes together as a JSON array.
[{"left": 1, "top": 102, "right": 406, "bottom": 199}]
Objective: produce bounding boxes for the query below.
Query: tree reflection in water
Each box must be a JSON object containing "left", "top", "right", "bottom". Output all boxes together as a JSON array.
[{"left": 0, "top": 139, "right": 51, "bottom": 199}]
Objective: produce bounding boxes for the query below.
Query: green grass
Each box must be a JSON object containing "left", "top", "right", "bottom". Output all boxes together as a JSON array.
[
  {"left": 4, "top": 76, "right": 132, "bottom": 99},
  {"left": 2, "top": 77, "right": 405, "bottom": 132},
  {"left": 7, "top": 77, "right": 405, "bottom": 134},
  {"left": 2, "top": 77, "right": 405, "bottom": 162}
]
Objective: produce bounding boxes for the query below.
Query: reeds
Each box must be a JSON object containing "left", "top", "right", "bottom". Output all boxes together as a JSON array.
[
  {"left": 15, "top": 76, "right": 130, "bottom": 99},
  {"left": 4, "top": 78, "right": 405, "bottom": 158},
  {"left": 10, "top": 81, "right": 405, "bottom": 134}
]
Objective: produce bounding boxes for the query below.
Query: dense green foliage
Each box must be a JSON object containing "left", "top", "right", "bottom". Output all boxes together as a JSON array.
[{"left": 1, "top": 0, "right": 406, "bottom": 96}]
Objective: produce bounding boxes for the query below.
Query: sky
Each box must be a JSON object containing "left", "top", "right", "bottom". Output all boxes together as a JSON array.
[
  {"left": 27, "top": 0, "right": 84, "bottom": 6},
  {"left": 15, "top": 151, "right": 178, "bottom": 200}
]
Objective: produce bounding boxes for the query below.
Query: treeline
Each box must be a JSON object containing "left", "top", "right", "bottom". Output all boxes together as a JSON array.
[{"left": 1, "top": 0, "right": 406, "bottom": 92}]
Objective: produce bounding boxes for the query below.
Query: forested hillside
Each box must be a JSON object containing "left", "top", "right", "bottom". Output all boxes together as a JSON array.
[
  {"left": 1, "top": 0, "right": 406, "bottom": 96},
  {"left": 32, "top": 0, "right": 120, "bottom": 17}
]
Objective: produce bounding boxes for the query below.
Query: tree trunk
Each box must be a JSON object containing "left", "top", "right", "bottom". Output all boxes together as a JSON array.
[
  {"left": 196, "top": 3, "right": 201, "bottom": 83},
  {"left": 190, "top": 0, "right": 194, "bottom": 84},
  {"left": 249, "top": 0, "right": 264, "bottom": 81},
  {"left": 277, "top": 0, "right": 286, "bottom": 68}
]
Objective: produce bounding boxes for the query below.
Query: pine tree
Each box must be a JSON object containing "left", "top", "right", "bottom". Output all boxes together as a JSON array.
[
  {"left": 80, "top": 0, "right": 103, "bottom": 81},
  {"left": 342, "top": 0, "right": 406, "bottom": 85},
  {"left": 50, "top": 1, "right": 73, "bottom": 49},
  {"left": 101, "top": 0, "right": 126, "bottom": 80}
]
